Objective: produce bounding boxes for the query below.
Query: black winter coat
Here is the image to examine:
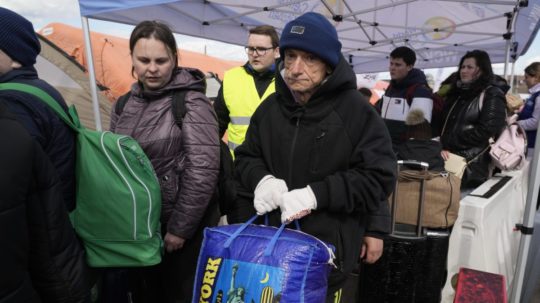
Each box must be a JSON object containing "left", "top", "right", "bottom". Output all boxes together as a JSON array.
[
  {"left": 0, "top": 67, "right": 76, "bottom": 211},
  {"left": 230, "top": 56, "right": 397, "bottom": 291},
  {"left": 396, "top": 139, "right": 445, "bottom": 171},
  {"left": 440, "top": 82, "right": 506, "bottom": 188},
  {"left": 0, "top": 103, "right": 91, "bottom": 303}
]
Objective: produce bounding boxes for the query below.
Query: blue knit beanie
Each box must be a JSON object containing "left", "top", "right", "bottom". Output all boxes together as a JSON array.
[
  {"left": 280, "top": 12, "right": 342, "bottom": 68},
  {"left": 0, "top": 8, "right": 40, "bottom": 67}
]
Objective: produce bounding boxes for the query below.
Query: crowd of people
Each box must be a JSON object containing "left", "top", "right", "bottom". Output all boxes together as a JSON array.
[{"left": 1, "top": 6, "right": 538, "bottom": 303}]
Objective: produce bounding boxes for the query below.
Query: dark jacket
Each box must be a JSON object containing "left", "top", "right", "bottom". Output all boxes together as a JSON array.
[
  {"left": 110, "top": 67, "right": 220, "bottom": 239},
  {"left": 440, "top": 80, "right": 506, "bottom": 188},
  {"left": 230, "top": 56, "right": 397, "bottom": 290},
  {"left": 214, "top": 63, "right": 275, "bottom": 137},
  {"left": 396, "top": 139, "right": 445, "bottom": 171},
  {"left": 0, "top": 103, "right": 91, "bottom": 303},
  {"left": 0, "top": 67, "right": 76, "bottom": 211},
  {"left": 380, "top": 68, "right": 433, "bottom": 147}
]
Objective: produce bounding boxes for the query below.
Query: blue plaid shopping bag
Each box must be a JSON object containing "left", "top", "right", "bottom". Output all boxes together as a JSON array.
[{"left": 193, "top": 216, "right": 335, "bottom": 303}]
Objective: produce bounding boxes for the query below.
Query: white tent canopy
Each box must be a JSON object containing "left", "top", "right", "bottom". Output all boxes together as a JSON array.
[{"left": 78, "top": 0, "right": 540, "bottom": 74}]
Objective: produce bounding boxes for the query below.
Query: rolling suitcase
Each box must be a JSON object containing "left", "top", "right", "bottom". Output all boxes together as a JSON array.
[{"left": 360, "top": 160, "right": 450, "bottom": 303}]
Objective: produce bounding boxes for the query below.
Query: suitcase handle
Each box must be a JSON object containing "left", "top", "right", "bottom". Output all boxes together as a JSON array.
[{"left": 391, "top": 160, "right": 429, "bottom": 236}]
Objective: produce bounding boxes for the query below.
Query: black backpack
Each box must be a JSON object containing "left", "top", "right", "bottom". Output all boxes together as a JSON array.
[{"left": 115, "top": 90, "right": 236, "bottom": 215}]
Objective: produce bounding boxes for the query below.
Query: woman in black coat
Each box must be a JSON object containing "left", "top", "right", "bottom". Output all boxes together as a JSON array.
[{"left": 439, "top": 50, "right": 507, "bottom": 189}]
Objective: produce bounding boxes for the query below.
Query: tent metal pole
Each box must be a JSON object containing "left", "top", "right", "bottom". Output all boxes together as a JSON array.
[
  {"left": 503, "top": 38, "right": 511, "bottom": 78},
  {"left": 81, "top": 16, "right": 103, "bottom": 131},
  {"left": 510, "top": 135, "right": 540, "bottom": 303},
  {"left": 510, "top": 59, "right": 516, "bottom": 93},
  {"left": 510, "top": 4, "right": 537, "bottom": 300}
]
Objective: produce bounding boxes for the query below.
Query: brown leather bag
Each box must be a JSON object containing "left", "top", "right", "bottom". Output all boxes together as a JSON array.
[{"left": 389, "top": 170, "right": 461, "bottom": 228}]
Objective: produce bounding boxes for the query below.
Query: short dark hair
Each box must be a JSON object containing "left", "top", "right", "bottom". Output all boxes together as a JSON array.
[
  {"left": 390, "top": 46, "right": 416, "bottom": 66},
  {"left": 129, "top": 20, "right": 178, "bottom": 76},
  {"left": 249, "top": 25, "right": 279, "bottom": 48}
]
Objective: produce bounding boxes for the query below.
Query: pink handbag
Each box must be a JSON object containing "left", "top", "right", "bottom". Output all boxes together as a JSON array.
[{"left": 489, "top": 114, "right": 527, "bottom": 170}]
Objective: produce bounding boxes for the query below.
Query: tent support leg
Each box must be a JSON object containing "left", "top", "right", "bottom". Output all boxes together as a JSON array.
[{"left": 81, "top": 16, "right": 103, "bottom": 131}]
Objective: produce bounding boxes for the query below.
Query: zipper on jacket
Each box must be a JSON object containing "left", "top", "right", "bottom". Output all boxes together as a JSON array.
[{"left": 288, "top": 117, "right": 301, "bottom": 183}]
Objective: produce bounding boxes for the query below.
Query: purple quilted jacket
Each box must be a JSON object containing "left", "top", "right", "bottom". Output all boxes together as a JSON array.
[{"left": 110, "top": 67, "right": 220, "bottom": 239}]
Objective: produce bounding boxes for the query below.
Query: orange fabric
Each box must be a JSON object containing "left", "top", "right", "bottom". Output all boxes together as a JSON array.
[
  {"left": 38, "top": 23, "right": 241, "bottom": 102},
  {"left": 369, "top": 81, "right": 389, "bottom": 105}
]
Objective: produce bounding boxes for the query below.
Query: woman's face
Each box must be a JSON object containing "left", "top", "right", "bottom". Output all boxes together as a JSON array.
[
  {"left": 460, "top": 57, "right": 481, "bottom": 83},
  {"left": 132, "top": 37, "right": 175, "bottom": 91},
  {"left": 524, "top": 72, "right": 540, "bottom": 89}
]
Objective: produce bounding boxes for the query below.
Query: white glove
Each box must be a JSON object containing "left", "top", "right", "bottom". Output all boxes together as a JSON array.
[
  {"left": 254, "top": 175, "right": 288, "bottom": 215},
  {"left": 279, "top": 186, "right": 317, "bottom": 224}
]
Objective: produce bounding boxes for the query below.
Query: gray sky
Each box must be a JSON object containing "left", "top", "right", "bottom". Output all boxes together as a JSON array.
[{"left": 2, "top": 0, "right": 539, "bottom": 80}]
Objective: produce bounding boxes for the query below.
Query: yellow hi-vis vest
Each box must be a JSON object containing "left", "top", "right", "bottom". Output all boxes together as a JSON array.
[{"left": 223, "top": 66, "right": 275, "bottom": 152}]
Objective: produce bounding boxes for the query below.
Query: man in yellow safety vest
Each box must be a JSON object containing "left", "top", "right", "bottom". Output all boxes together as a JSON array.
[{"left": 214, "top": 25, "right": 280, "bottom": 154}]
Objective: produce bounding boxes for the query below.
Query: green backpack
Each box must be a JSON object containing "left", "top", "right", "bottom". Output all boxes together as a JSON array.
[{"left": 0, "top": 83, "right": 162, "bottom": 267}]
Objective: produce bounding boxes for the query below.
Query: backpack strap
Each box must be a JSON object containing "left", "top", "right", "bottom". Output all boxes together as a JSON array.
[
  {"left": 404, "top": 83, "right": 424, "bottom": 106},
  {"left": 115, "top": 91, "right": 132, "bottom": 116},
  {"left": 170, "top": 90, "right": 188, "bottom": 129},
  {"left": 0, "top": 82, "right": 79, "bottom": 131},
  {"left": 116, "top": 88, "right": 201, "bottom": 129},
  {"left": 478, "top": 85, "right": 496, "bottom": 111}
]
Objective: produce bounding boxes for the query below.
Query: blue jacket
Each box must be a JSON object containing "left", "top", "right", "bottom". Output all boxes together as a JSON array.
[
  {"left": 0, "top": 67, "right": 76, "bottom": 211},
  {"left": 518, "top": 90, "right": 540, "bottom": 148}
]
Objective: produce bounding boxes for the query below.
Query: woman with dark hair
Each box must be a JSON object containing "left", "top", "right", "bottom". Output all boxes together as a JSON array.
[
  {"left": 439, "top": 50, "right": 506, "bottom": 189},
  {"left": 518, "top": 62, "right": 540, "bottom": 149},
  {"left": 109, "top": 20, "right": 220, "bottom": 302}
]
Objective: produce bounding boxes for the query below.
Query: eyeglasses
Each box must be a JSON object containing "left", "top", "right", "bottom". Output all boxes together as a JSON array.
[{"left": 245, "top": 46, "right": 274, "bottom": 56}]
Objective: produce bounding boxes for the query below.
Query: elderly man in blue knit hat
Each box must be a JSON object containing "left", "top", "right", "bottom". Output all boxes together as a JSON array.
[
  {"left": 0, "top": 8, "right": 92, "bottom": 302},
  {"left": 229, "top": 12, "right": 397, "bottom": 302}
]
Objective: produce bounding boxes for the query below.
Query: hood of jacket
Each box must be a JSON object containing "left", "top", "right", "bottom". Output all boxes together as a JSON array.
[
  {"left": 390, "top": 68, "right": 428, "bottom": 89},
  {"left": 131, "top": 66, "right": 207, "bottom": 99},
  {"left": 275, "top": 55, "right": 357, "bottom": 122}
]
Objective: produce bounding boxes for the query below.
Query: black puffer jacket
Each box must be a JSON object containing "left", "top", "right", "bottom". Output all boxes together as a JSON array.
[
  {"left": 0, "top": 103, "right": 91, "bottom": 303},
  {"left": 0, "top": 67, "right": 76, "bottom": 211},
  {"left": 440, "top": 80, "right": 506, "bottom": 187},
  {"left": 231, "top": 56, "right": 397, "bottom": 291}
]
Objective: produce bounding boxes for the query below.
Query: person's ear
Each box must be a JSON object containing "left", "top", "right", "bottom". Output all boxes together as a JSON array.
[{"left": 274, "top": 47, "right": 280, "bottom": 59}]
